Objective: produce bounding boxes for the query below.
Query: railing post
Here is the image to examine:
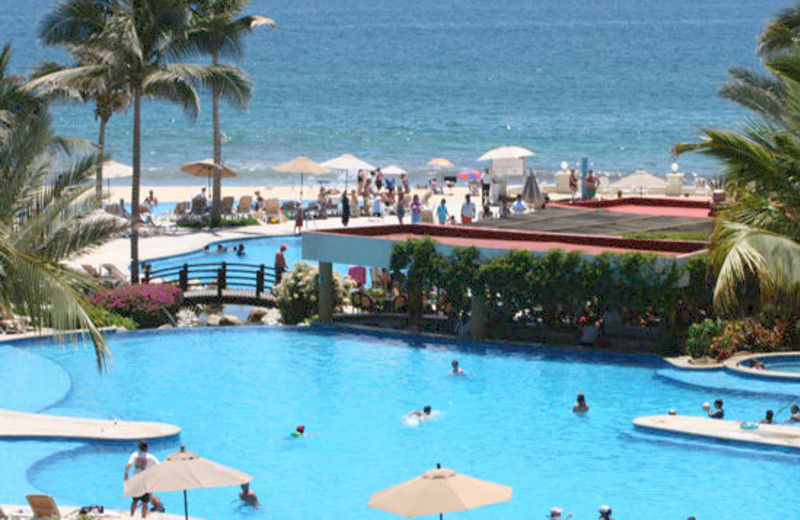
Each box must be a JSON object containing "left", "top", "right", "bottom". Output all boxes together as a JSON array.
[
  {"left": 217, "top": 262, "right": 227, "bottom": 298},
  {"left": 256, "top": 264, "right": 265, "bottom": 298},
  {"left": 179, "top": 264, "right": 189, "bottom": 292},
  {"left": 143, "top": 263, "right": 151, "bottom": 284}
]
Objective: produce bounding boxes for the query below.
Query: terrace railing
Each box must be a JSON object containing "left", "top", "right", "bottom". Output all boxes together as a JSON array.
[{"left": 143, "top": 262, "right": 278, "bottom": 305}]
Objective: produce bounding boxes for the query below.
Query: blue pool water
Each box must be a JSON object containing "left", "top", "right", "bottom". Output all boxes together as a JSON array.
[
  {"left": 762, "top": 356, "right": 800, "bottom": 374},
  {"left": 1, "top": 328, "right": 798, "bottom": 520}
]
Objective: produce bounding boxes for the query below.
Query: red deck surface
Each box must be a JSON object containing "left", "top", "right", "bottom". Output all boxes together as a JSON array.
[
  {"left": 597, "top": 204, "right": 711, "bottom": 218},
  {"left": 374, "top": 233, "right": 688, "bottom": 256},
  {"left": 550, "top": 197, "right": 712, "bottom": 219}
]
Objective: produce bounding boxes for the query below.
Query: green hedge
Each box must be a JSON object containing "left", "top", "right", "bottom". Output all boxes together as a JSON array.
[{"left": 178, "top": 217, "right": 260, "bottom": 228}]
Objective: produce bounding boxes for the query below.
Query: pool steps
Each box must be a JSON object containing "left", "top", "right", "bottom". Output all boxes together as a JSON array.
[
  {"left": 0, "top": 409, "right": 181, "bottom": 441},
  {"left": 633, "top": 414, "right": 800, "bottom": 450}
]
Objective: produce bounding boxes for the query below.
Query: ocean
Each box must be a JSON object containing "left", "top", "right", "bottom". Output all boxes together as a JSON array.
[{"left": 1, "top": 0, "right": 789, "bottom": 186}]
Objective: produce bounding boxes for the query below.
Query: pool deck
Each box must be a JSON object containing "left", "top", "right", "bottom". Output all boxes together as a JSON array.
[
  {"left": 0, "top": 409, "right": 181, "bottom": 441},
  {"left": 0, "top": 504, "right": 202, "bottom": 520},
  {"left": 633, "top": 414, "right": 800, "bottom": 450}
]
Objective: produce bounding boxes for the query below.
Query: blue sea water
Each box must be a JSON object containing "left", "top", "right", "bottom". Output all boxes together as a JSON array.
[
  {"left": 1, "top": 328, "right": 800, "bottom": 520},
  {"left": 0, "top": 0, "right": 789, "bottom": 186}
]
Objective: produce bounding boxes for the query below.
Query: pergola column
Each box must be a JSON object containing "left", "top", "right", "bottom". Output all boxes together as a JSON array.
[
  {"left": 318, "top": 262, "right": 333, "bottom": 323},
  {"left": 470, "top": 290, "right": 487, "bottom": 340},
  {"left": 407, "top": 274, "right": 422, "bottom": 325}
]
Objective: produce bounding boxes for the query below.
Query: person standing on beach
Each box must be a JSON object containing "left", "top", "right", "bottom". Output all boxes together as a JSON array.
[
  {"left": 274, "top": 244, "right": 287, "bottom": 285},
  {"left": 437, "top": 199, "right": 449, "bottom": 224},
  {"left": 481, "top": 167, "right": 492, "bottom": 205},
  {"left": 124, "top": 440, "right": 159, "bottom": 518},
  {"left": 569, "top": 168, "right": 578, "bottom": 202},
  {"left": 294, "top": 202, "right": 304, "bottom": 233},
  {"left": 396, "top": 191, "right": 406, "bottom": 224},
  {"left": 585, "top": 170, "right": 598, "bottom": 199},
  {"left": 144, "top": 190, "right": 158, "bottom": 209},
  {"left": 401, "top": 173, "right": 410, "bottom": 194},
  {"left": 341, "top": 192, "right": 350, "bottom": 227},
  {"left": 410, "top": 194, "right": 423, "bottom": 223},
  {"left": 460, "top": 194, "right": 476, "bottom": 224}
]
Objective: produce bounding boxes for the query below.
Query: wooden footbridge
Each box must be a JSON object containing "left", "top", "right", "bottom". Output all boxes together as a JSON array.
[{"left": 144, "top": 262, "right": 279, "bottom": 306}]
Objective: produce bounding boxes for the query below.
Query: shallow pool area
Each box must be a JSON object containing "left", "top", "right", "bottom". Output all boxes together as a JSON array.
[
  {"left": 2, "top": 328, "right": 799, "bottom": 520},
  {"left": 760, "top": 355, "right": 800, "bottom": 374}
]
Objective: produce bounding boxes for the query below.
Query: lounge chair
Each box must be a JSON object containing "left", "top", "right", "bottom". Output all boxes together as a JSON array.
[
  {"left": 82, "top": 264, "right": 103, "bottom": 279},
  {"left": 26, "top": 494, "right": 78, "bottom": 519},
  {"left": 190, "top": 197, "right": 207, "bottom": 216},
  {"left": 220, "top": 196, "right": 235, "bottom": 216},
  {"left": 102, "top": 264, "right": 129, "bottom": 284},
  {"left": 1, "top": 312, "right": 25, "bottom": 334},
  {"left": 170, "top": 201, "right": 189, "bottom": 218},
  {"left": 236, "top": 196, "right": 253, "bottom": 217},
  {"left": 262, "top": 198, "right": 283, "bottom": 223}
]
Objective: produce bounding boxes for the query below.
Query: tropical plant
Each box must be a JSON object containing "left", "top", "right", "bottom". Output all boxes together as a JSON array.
[
  {"left": 186, "top": 0, "right": 274, "bottom": 226},
  {"left": 90, "top": 283, "right": 183, "bottom": 328},
  {"left": 275, "top": 261, "right": 352, "bottom": 325},
  {"left": 685, "top": 318, "right": 725, "bottom": 358},
  {"left": 674, "top": 5, "right": 800, "bottom": 316},
  {"left": 29, "top": 45, "right": 131, "bottom": 198},
  {"left": 40, "top": 0, "right": 251, "bottom": 282},
  {"left": 0, "top": 43, "right": 129, "bottom": 368}
]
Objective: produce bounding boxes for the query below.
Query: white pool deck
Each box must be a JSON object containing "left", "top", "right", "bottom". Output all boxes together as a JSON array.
[
  {"left": 633, "top": 414, "right": 800, "bottom": 450},
  {"left": 0, "top": 503, "right": 201, "bottom": 520},
  {"left": 0, "top": 410, "right": 180, "bottom": 441}
]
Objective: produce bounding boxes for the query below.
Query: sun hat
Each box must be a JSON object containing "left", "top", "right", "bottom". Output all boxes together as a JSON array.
[{"left": 550, "top": 507, "right": 563, "bottom": 515}]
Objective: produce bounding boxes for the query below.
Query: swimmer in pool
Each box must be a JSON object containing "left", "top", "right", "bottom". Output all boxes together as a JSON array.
[
  {"left": 239, "top": 483, "right": 258, "bottom": 506},
  {"left": 291, "top": 425, "right": 306, "bottom": 437},
  {"left": 760, "top": 410, "right": 774, "bottom": 424},
  {"left": 572, "top": 393, "right": 589, "bottom": 413},
  {"left": 706, "top": 399, "right": 724, "bottom": 419},
  {"left": 787, "top": 405, "right": 800, "bottom": 423},
  {"left": 451, "top": 360, "right": 466, "bottom": 375},
  {"left": 407, "top": 406, "right": 432, "bottom": 419}
]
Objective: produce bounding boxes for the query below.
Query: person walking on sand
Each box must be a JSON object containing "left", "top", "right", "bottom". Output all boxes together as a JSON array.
[
  {"left": 341, "top": 192, "right": 351, "bottom": 227},
  {"left": 396, "top": 191, "right": 407, "bottom": 224},
  {"left": 481, "top": 167, "right": 492, "bottom": 205},
  {"left": 460, "top": 194, "right": 476, "bottom": 224},
  {"left": 124, "top": 440, "right": 159, "bottom": 518},
  {"left": 410, "top": 194, "right": 423, "bottom": 224},
  {"left": 436, "top": 198, "right": 449, "bottom": 225},
  {"left": 569, "top": 168, "right": 578, "bottom": 203},
  {"left": 274, "top": 244, "right": 288, "bottom": 286},
  {"left": 294, "top": 202, "right": 304, "bottom": 233}
]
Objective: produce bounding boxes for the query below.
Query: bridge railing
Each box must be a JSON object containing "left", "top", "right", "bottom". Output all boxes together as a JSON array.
[{"left": 143, "top": 262, "right": 278, "bottom": 299}]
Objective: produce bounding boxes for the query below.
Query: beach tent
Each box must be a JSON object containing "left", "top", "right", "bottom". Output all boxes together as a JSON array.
[
  {"left": 368, "top": 463, "right": 512, "bottom": 519},
  {"left": 613, "top": 169, "right": 668, "bottom": 195},
  {"left": 477, "top": 146, "right": 535, "bottom": 202},
  {"left": 521, "top": 171, "right": 544, "bottom": 208},
  {"left": 321, "top": 154, "right": 375, "bottom": 190},
  {"left": 273, "top": 155, "right": 330, "bottom": 200},
  {"left": 124, "top": 446, "right": 252, "bottom": 520}
]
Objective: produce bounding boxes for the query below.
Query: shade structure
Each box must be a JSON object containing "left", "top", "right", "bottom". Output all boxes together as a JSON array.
[
  {"left": 124, "top": 446, "right": 252, "bottom": 520},
  {"left": 458, "top": 169, "right": 480, "bottom": 181},
  {"left": 477, "top": 146, "right": 534, "bottom": 161},
  {"left": 612, "top": 169, "right": 669, "bottom": 191},
  {"left": 273, "top": 155, "right": 331, "bottom": 200},
  {"left": 427, "top": 158, "right": 454, "bottom": 169},
  {"left": 103, "top": 160, "right": 133, "bottom": 179},
  {"left": 321, "top": 153, "right": 375, "bottom": 171},
  {"left": 321, "top": 154, "right": 375, "bottom": 191},
  {"left": 368, "top": 464, "right": 512, "bottom": 519},
  {"left": 382, "top": 164, "right": 408, "bottom": 175},
  {"left": 181, "top": 159, "right": 237, "bottom": 179},
  {"left": 521, "top": 171, "right": 544, "bottom": 208}
]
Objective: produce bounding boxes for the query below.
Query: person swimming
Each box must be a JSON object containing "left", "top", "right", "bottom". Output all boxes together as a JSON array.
[
  {"left": 572, "top": 393, "right": 589, "bottom": 413},
  {"left": 291, "top": 425, "right": 306, "bottom": 438},
  {"left": 216, "top": 244, "right": 227, "bottom": 253},
  {"left": 407, "top": 406, "right": 432, "bottom": 419},
  {"left": 451, "top": 360, "right": 466, "bottom": 375},
  {"left": 787, "top": 405, "right": 800, "bottom": 423},
  {"left": 704, "top": 399, "right": 724, "bottom": 419},
  {"left": 239, "top": 483, "right": 258, "bottom": 506},
  {"left": 236, "top": 243, "right": 246, "bottom": 256},
  {"left": 760, "top": 410, "right": 774, "bottom": 424}
]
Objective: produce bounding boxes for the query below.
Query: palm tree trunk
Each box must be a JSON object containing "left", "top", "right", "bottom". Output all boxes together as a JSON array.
[
  {"left": 130, "top": 84, "right": 142, "bottom": 284},
  {"left": 96, "top": 117, "right": 106, "bottom": 199},
  {"left": 211, "top": 49, "right": 222, "bottom": 227}
]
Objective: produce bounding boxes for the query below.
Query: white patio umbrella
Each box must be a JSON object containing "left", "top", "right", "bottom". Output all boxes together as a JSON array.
[
  {"left": 273, "top": 155, "right": 330, "bottom": 200},
  {"left": 477, "top": 146, "right": 534, "bottom": 161},
  {"left": 613, "top": 169, "right": 668, "bottom": 195},
  {"left": 368, "top": 463, "right": 512, "bottom": 519},
  {"left": 382, "top": 164, "right": 408, "bottom": 175},
  {"left": 427, "top": 158, "right": 454, "bottom": 169},
  {"left": 102, "top": 160, "right": 132, "bottom": 196},
  {"left": 321, "top": 154, "right": 375, "bottom": 190},
  {"left": 123, "top": 446, "right": 252, "bottom": 520}
]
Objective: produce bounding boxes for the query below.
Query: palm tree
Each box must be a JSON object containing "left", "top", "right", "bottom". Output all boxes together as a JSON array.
[
  {"left": 186, "top": 0, "right": 274, "bottom": 226},
  {"left": 0, "top": 43, "right": 128, "bottom": 369},
  {"left": 674, "top": 48, "right": 800, "bottom": 315},
  {"left": 29, "top": 46, "right": 132, "bottom": 198},
  {"left": 40, "top": 0, "right": 251, "bottom": 282}
]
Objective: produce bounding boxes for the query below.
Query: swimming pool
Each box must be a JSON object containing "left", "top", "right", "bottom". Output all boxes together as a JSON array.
[
  {"left": 1, "top": 328, "right": 798, "bottom": 520},
  {"left": 760, "top": 355, "right": 800, "bottom": 374}
]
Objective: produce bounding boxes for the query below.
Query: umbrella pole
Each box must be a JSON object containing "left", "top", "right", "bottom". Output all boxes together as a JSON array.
[{"left": 183, "top": 490, "right": 189, "bottom": 520}]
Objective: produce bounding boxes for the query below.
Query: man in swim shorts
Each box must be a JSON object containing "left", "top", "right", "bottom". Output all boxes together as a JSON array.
[{"left": 124, "top": 440, "right": 159, "bottom": 518}]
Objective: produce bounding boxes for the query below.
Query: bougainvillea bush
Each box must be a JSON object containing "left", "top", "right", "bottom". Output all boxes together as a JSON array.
[
  {"left": 275, "top": 261, "right": 354, "bottom": 325},
  {"left": 90, "top": 284, "right": 183, "bottom": 328}
]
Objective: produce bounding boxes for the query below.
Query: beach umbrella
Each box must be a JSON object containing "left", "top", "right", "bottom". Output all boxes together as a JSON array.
[
  {"left": 321, "top": 154, "right": 375, "bottom": 190},
  {"left": 457, "top": 169, "right": 480, "bottom": 181},
  {"left": 273, "top": 155, "right": 330, "bottom": 200},
  {"left": 368, "top": 463, "right": 512, "bottom": 519},
  {"left": 427, "top": 158, "right": 454, "bottom": 169},
  {"left": 477, "top": 146, "right": 534, "bottom": 161},
  {"left": 613, "top": 169, "right": 668, "bottom": 195},
  {"left": 181, "top": 159, "right": 237, "bottom": 179},
  {"left": 102, "top": 161, "right": 132, "bottom": 196},
  {"left": 124, "top": 446, "right": 252, "bottom": 520},
  {"left": 521, "top": 171, "right": 544, "bottom": 208},
  {"left": 382, "top": 164, "right": 408, "bottom": 175}
]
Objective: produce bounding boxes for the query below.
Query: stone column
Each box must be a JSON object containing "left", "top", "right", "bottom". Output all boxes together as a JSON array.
[
  {"left": 318, "top": 262, "right": 334, "bottom": 324},
  {"left": 470, "top": 290, "right": 487, "bottom": 340}
]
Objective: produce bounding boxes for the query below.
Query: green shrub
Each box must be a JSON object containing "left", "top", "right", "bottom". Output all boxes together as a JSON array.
[
  {"left": 178, "top": 217, "right": 260, "bottom": 228},
  {"left": 686, "top": 318, "right": 724, "bottom": 358},
  {"left": 87, "top": 306, "right": 138, "bottom": 329},
  {"left": 275, "top": 261, "right": 354, "bottom": 325},
  {"left": 710, "top": 317, "right": 796, "bottom": 360}
]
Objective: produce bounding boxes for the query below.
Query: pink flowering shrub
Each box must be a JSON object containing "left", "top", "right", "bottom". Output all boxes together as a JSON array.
[{"left": 90, "top": 284, "right": 183, "bottom": 328}]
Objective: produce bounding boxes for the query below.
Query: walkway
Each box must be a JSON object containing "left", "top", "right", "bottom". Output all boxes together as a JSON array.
[
  {"left": 633, "top": 414, "right": 800, "bottom": 450},
  {"left": 0, "top": 410, "right": 181, "bottom": 441},
  {"left": 0, "top": 504, "right": 202, "bottom": 520}
]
